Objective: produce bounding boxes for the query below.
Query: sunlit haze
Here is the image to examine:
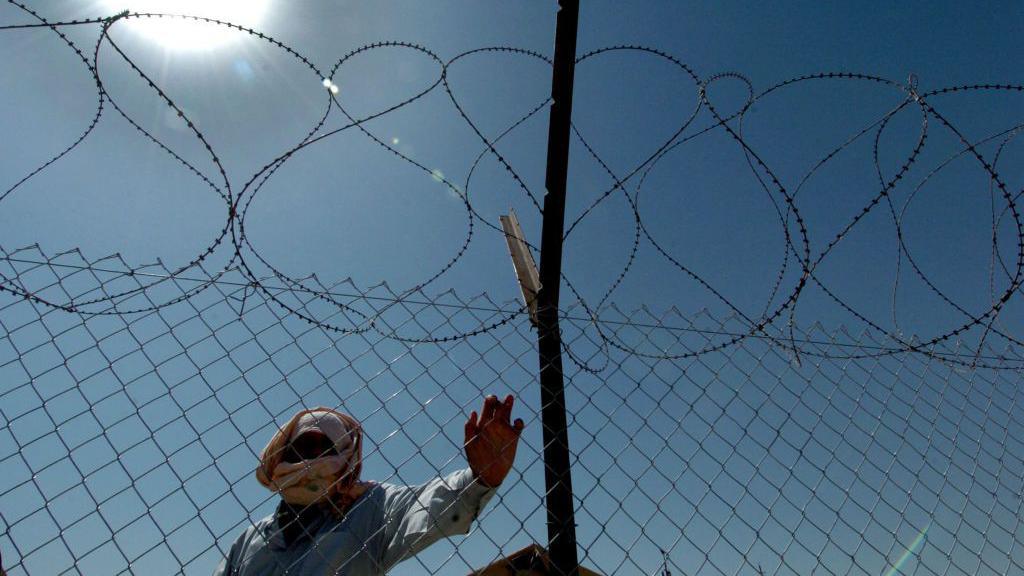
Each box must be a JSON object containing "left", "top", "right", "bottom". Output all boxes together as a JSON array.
[{"left": 98, "top": 0, "right": 270, "bottom": 51}]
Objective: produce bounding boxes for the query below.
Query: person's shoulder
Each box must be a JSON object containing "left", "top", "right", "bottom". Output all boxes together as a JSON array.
[
  {"left": 254, "top": 511, "right": 277, "bottom": 528},
  {"left": 345, "top": 480, "right": 385, "bottom": 506},
  {"left": 218, "top": 512, "right": 274, "bottom": 563},
  {"left": 366, "top": 478, "right": 429, "bottom": 506},
  {"left": 379, "top": 469, "right": 476, "bottom": 491},
  {"left": 334, "top": 481, "right": 386, "bottom": 522},
  {"left": 372, "top": 478, "right": 420, "bottom": 495},
  {"left": 236, "top": 512, "right": 276, "bottom": 542}
]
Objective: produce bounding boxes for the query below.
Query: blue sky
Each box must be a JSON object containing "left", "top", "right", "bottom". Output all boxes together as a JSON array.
[
  {"left": 3, "top": 1, "right": 1023, "bottom": 339},
  {"left": 1, "top": 1, "right": 1023, "bottom": 575}
]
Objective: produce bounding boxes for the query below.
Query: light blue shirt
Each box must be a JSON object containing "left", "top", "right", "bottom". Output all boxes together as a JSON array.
[{"left": 213, "top": 468, "right": 496, "bottom": 575}]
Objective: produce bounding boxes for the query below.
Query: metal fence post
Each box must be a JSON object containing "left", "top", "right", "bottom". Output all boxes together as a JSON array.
[{"left": 537, "top": 1, "right": 581, "bottom": 575}]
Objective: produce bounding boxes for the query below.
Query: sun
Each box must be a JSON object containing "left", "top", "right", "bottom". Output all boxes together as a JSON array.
[{"left": 100, "top": 0, "right": 271, "bottom": 51}]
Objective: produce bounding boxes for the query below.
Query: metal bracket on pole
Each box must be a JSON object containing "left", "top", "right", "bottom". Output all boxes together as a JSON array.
[
  {"left": 500, "top": 209, "right": 541, "bottom": 326},
  {"left": 536, "top": 1, "right": 581, "bottom": 575}
]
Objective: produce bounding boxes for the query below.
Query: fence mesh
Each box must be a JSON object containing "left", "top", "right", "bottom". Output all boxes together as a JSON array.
[
  {"left": 4, "top": 2, "right": 1024, "bottom": 575},
  {"left": 2, "top": 245, "right": 1023, "bottom": 575}
]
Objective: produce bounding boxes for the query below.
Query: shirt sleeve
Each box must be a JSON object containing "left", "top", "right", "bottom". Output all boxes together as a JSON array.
[
  {"left": 379, "top": 467, "right": 497, "bottom": 571},
  {"left": 211, "top": 527, "right": 247, "bottom": 576}
]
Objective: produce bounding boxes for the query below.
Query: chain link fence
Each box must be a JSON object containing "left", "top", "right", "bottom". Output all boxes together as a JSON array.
[
  {"left": 2, "top": 245, "right": 1022, "bottom": 575},
  {"left": 4, "top": 3, "right": 1024, "bottom": 575}
]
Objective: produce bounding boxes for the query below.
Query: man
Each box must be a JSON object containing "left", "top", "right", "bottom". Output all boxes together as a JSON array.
[{"left": 214, "top": 394, "right": 524, "bottom": 575}]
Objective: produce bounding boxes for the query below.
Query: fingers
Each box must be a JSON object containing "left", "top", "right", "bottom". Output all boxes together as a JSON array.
[
  {"left": 465, "top": 410, "right": 478, "bottom": 443},
  {"left": 480, "top": 394, "right": 521, "bottom": 427},
  {"left": 480, "top": 394, "right": 500, "bottom": 425},
  {"left": 500, "top": 394, "right": 514, "bottom": 423},
  {"left": 513, "top": 418, "right": 525, "bottom": 434}
]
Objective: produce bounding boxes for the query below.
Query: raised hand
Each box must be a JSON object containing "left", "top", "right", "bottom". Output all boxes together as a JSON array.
[{"left": 464, "top": 394, "right": 525, "bottom": 487}]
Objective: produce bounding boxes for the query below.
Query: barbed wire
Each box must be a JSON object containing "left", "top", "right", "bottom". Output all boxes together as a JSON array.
[
  {"left": 3, "top": 249, "right": 1021, "bottom": 368},
  {"left": 2, "top": 4, "right": 1022, "bottom": 365},
  {"left": 3, "top": 4, "right": 1024, "bottom": 575},
  {"left": 3, "top": 6, "right": 1023, "bottom": 365}
]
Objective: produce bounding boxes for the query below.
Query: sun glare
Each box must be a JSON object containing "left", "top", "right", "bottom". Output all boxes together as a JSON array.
[{"left": 100, "top": 0, "right": 271, "bottom": 51}]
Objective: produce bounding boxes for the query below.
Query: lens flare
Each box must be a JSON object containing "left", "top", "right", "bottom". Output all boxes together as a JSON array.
[
  {"left": 100, "top": 0, "right": 271, "bottom": 51},
  {"left": 882, "top": 524, "right": 929, "bottom": 576}
]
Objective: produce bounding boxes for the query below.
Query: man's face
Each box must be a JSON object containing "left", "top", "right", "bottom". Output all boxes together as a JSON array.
[{"left": 283, "top": 431, "right": 336, "bottom": 463}]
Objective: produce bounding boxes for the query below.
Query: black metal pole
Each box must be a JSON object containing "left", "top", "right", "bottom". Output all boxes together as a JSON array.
[{"left": 537, "top": 1, "right": 580, "bottom": 575}]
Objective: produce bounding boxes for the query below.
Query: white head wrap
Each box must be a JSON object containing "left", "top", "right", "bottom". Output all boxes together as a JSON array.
[{"left": 256, "top": 407, "right": 364, "bottom": 511}]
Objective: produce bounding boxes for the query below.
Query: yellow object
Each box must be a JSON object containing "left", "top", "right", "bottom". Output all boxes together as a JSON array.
[{"left": 470, "top": 544, "right": 602, "bottom": 576}]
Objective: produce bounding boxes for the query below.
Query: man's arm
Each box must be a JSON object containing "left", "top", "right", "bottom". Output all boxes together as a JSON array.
[
  {"left": 379, "top": 468, "right": 497, "bottom": 571},
  {"left": 379, "top": 394, "right": 524, "bottom": 571}
]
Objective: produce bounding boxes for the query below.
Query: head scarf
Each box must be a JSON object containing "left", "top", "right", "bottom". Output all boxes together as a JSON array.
[{"left": 256, "top": 407, "right": 365, "bottom": 514}]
